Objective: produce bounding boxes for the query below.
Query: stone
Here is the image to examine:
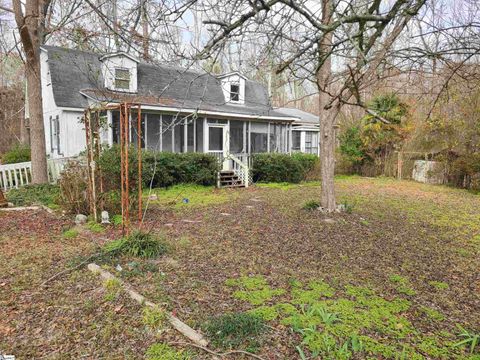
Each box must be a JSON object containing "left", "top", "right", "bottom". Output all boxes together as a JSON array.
[
  {"left": 101, "top": 210, "right": 110, "bottom": 224},
  {"left": 148, "top": 194, "right": 158, "bottom": 201},
  {"left": 220, "top": 212, "right": 231, "bottom": 216},
  {"left": 323, "top": 218, "right": 336, "bottom": 224},
  {"left": 75, "top": 214, "right": 88, "bottom": 225},
  {"left": 115, "top": 264, "right": 123, "bottom": 272}
]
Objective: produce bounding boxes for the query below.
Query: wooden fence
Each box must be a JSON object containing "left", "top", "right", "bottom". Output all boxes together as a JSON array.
[{"left": 0, "top": 158, "right": 73, "bottom": 191}]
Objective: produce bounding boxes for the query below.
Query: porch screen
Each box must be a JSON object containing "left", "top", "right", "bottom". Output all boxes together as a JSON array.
[
  {"left": 229, "top": 120, "right": 244, "bottom": 153},
  {"left": 292, "top": 131, "right": 301, "bottom": 151},
  {"left": 270, "top": 123, "right": 286, "bottom": 153},
  {"left": 162, "top": 115, "right": 173, "bottom": 152},
  {"left": 174, "top": 117, "right": 184, "bottom": 152},
  {"left": 187, "top": 118, "right": 194, "bottom": 152},
  {"left": 146, "top": 113, "right": 161, "bottom": 151},
  {"left": 130, "top": 112, "right": 146, "bottom": 149},
  {"left": 250, "top": 122, "right": 268, "bottom": 153},
  {"left": 305, "top": 131, "right": 319, "bottom": 154},
  {"left": 196, "top": 119, "right": 204, "bottom": 152}
]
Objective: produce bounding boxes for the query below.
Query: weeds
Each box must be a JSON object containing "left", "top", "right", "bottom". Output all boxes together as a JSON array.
[
  {"left": 103, "top": 278, "right": 122, "bottom": 301},
  {"left": 86, "top": 221, "right": 104, "bottom": 233},
  {"left": 63, "top": 228, "right": 79, "bottom": 239},
  {"left": 142, "top": 306, "right": 166, "bottom": 330},
  {"left": 303, "top": 200, "right": 320, "bottom": 211},
  {"left": 203, "top": 312, "right": 266, "bottom": 350},
  {"left": 103, "top": 230, "right": 169, "bottom": 259},
  {"left": 454, "top": 325, "right": 479, "bottom": 354}
]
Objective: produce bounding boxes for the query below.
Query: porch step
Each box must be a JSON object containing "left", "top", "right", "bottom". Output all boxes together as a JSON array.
[{"left": 219, "top": 170, "right": 245, "bottom": 188}]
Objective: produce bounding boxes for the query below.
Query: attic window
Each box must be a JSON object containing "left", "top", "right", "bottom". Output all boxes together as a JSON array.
[
  {"left": 230, "top": 83, "right": 240, "bottom": 102},
  {"left": 114, "top": 68, "right": 130, "bottom": 90}
]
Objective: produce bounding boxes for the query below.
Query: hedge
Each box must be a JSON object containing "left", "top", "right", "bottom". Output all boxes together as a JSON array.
[
  {"left": 1, "top": 144, "right": 31, "bottom": 164},
  {"left": 98, "top": 145, "right": 220, "bottom": 190},
  {"left": 251, "top": 153, "right": 319, "bottom": 183}
]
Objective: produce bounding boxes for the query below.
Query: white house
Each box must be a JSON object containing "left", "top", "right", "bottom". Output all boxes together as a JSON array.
[{"left": 38, "top": 45, "right": 320, "bottom": 186}]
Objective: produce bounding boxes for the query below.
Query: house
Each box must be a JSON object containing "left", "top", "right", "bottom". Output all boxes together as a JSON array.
[
  {"left": 39, "top": 45, "right": 319, "bottom": 186},
  {"left": 274, "top": 107, "right": 319, "bottom": 156}
]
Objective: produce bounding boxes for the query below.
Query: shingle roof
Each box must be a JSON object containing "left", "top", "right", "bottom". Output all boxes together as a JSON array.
[
  {"left": 42, "top": 45, "right": 293, "bottom": 120},
  {"left": 274, "top": 107, "right": 319, "bottom": 124}
]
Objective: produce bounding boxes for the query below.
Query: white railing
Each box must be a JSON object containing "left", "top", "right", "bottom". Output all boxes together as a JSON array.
[
  {"left": 226, "top": 152, "right": 251, "bottom": 187},
  {"left": 0, "top": 157, "right": 74, "bottom": 191}
]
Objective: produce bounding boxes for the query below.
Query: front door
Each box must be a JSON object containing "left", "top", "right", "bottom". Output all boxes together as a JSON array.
[{"left": 208, "top": 125, "right": 229, "bottom": 170}]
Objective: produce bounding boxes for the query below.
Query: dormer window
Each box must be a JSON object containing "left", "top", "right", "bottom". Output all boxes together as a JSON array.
[
  {"left": 218, "top": 72, "right": 246, "bottom": 105},
  {"left": 115, "top": 68, "right": 130, "bottom": 90},
  {"left": 230, "top": 83, "right": 240, "bottom": 102}
]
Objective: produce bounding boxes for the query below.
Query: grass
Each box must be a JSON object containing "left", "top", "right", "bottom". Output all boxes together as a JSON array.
[
  {"left": 103, "top": 230, "right": 169, "bottom": 259},
  {"left": 63, "top": 228, "right": 79, "bottom": 239},
  {"left": 5, "top": 184, "right": 60, "bottom": 208},
  {"left": 146, "top": 343, "right": 191, "bottom": 360},
  {"left": 148, "top": 184, "right": 237, "bottom": 208},
  {"left": 142, "top": 306, "right": 166, "bottom": 330},
  {"left": 203, "top": 312, "right": 267, "bottom": 350}
]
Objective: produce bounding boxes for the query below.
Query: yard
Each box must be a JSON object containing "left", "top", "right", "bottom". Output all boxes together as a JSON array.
[{"left": 1, "top": 177, "right": 479, "bottom": 359}]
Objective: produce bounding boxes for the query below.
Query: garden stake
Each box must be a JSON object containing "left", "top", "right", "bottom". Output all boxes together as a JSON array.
[{"left": 137, "top": 105, "right": 142, "bottom": 225}]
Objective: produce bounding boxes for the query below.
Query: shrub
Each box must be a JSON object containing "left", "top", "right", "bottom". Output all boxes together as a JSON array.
[
  {"left": 252, "top": 153, "right": 318, "bottom": 183},
  {"left": 59, "top": 160, "right": 89, "bottom": 214},
  {"left": 203, "top": 312, "right": 266, "bottom": 349},
  {"left": 103, "top": 230, "right": 169, "bottom": 259},
  {"left": 1, "top": 144, "right": 31, "bottom": 164},
  {"left": 6, "top": 184, "right": 60, "bottom": 207},
  {"left": 98, "top": 145, "right": 219, "bottom": 191},
  {"left": 204, "top": 313, "right": 266, "bottom": 348}
]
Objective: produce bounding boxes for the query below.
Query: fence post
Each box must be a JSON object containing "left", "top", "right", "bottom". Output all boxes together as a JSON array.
[{"left": 397, "top": 151, "right": 403, "bottom": 180}]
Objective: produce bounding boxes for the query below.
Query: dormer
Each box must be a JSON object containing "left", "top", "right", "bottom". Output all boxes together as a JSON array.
[
  {"left": 218, "top": 72, "right": 247, "bottom": 105},
  {"left": 100, "top": 52, "right": 139, "bottom": 93}
]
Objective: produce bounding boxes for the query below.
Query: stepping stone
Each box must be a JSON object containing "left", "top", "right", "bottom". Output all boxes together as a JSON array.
[
  {"left": 182, "top": 219, "right": 202, "bottom": 223},
  {"left": 246, "top": 205, "right": 254, "bottom": 209},
  {"left": 250, "top": 198, "right": 263, "bottom": 202},
  {"left": 164, "top": 223, "right": 174, "bottom": 227},
  {"left": 323, "top": 218, "right": 336, "bottom": 224},
  {"left": 220, "top": 213, "right": 231, "bottom": 216}
]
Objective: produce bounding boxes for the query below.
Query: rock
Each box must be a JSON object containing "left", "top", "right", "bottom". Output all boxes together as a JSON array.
[
  {"left": 115, "top": 264, "right": 123, "bottom": 272},
  {"left": 324, "top": 218, "right": 336, "bottom": 224},
  {"left": 75, "top": 214, "right": 88, "bottom": 225},
  {"left": 164, "top": 223, "right": 174, "bottom": 227},
  {"left": 246, "top": 205, "right": 254, "bottom": 209},
  {"left": 101, "top": 210, "right": 110, "bottom": 224},
  {"left": 220, "top": 212, "right": 231, "bottom": 216},
  {"left": 148, "top": 194, "right": 158, "bottom": 201}
]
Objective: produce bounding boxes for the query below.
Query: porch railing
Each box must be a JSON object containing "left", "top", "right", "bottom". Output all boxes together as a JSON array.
[
  {"left": 225, "top": 152, "right": 252, "bottom": 188},
  {"left": 0, "top": 157, "right": 73, "bottom": 192}
]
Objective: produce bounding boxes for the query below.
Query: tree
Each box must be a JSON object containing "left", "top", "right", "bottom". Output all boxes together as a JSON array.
[
  {"left": 2, "top": 0, "right": 52, "bottom": 183},
  {"left": 197, "top": 0, "right": 427, "bottom": 211}
]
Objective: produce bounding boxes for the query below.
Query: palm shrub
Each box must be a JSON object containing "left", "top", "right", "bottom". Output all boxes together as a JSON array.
[{"left": 103, "top": 230, "right": 169, "bottom": 259}]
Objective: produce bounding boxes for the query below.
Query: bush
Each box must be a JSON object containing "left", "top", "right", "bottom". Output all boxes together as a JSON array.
[
  {"left": 1, "top": 144, "right": 31, "bottom": 164},
  {"left": 98, "top": 145, "right": 219, "bottom": 190},
  {"left": 6, "top": 184, "right": 60, "bottom": 207},
  {"left": 252, "top": 153, "right": 319, "bottom": 183},
  {"left": 303, "top": 199, "right": 320, "bottom": 210},
  {"left": 59, "top": 160, "right": 89, "bottom": 214},
  {"left": 103, "top": 230, "right": 169, "bottom": 259},
  {"left": 203, "top": 312, "right": 266, "bottom": 349}
]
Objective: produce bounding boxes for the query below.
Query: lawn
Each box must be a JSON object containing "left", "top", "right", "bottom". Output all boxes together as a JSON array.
[{"left": 1, "top": 176, "right": 479, "bottom": 359}]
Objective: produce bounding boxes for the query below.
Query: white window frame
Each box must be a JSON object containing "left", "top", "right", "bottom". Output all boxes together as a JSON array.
[{"left": 114, "top": 67, "right": 130, "bottom": 91}]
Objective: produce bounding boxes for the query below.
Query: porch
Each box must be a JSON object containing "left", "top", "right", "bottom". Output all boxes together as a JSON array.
[{"left": 109, "top": 111, "right": 293, "bottom": 187}]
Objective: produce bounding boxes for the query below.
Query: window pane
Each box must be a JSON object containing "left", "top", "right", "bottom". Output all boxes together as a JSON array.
[
  {"left": 209, "top": 127, "right": 223, "bottom": 151},
  {"left": 250, "top": 122, "right": 268, "bottom": 153},
  {"left": 115, "top": 79, "right": 129, "bottom": 90},
  {"left": 270, "top": 123, "right": 285, "bottom": 153},
  {"left": 162, "top": 115, "right": 173, "bottom": 152},
  {"left": 230, "top": 120, "right": 244, "bottom": 153},
  {"left": 230, "top": 83, "right": 239, "bottom": 101},
  {"left": 146, "top": 113, "right": 161, "bottom": 151}
]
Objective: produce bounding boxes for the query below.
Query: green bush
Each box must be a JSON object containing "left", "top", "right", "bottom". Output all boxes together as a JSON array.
[
  {"left": 103, "top": 230, "right": 169, "bottom": 259},
  {"left": 303, "top": 199, "right": 320, "bottom": 210},
  {"left": 1, "top": 144, "right": 31, "bottom": 164},
  {"left": 98, "top": 145, "right": 219, "bottom": 190},
  {"left": 6, "top": 184, "right": 60, "bottom": 207},
  {"left": 252, "top": 153, "right": 319, "bottom": 183}
]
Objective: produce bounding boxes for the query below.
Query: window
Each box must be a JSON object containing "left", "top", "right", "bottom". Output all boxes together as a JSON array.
[
  {"left": 305, "top": 131, "right": 319, "bottom": 154},
  {"left": 229, "top": 120, "right": 244, "bottom": 153},
  {"left": 230, "top": 83, "right": 240, "bottom": 102},
  {"left": 250, "top": 122, "right": 268, "bottom": 153},
  {"left": 50, "top": 115, "right": 60, "bottom": 153},
  {"left": 114, "top": 68, "right": 130, "bottom": 90}
]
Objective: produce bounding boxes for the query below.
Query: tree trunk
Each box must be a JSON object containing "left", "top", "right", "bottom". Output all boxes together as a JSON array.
[
  {"left": 27, "top": 59, "right": 49, "bottom": 183},
  {"left": 13, "top": 0, "right": 49, "bottom": 183},
  {"left": 317, "top": 0, "right": 336, "bottom": 212}
]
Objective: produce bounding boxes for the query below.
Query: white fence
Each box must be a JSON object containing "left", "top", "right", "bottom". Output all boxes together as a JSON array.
[{"left": 0, "top": 158, "right": 73, "bottom": 191}]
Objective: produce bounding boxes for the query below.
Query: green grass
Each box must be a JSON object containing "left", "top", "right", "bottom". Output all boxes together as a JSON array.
[
  {"left": 148, "top": 184, "right": 237, "bottom": 208},
  {"left": 103, "top": 230, "right": 169, "bottom": 259},
  {"left": 203, "top": 312, "right": 267, "bottom": 350},
  {"left": 63, "top": 228, "right": 79, "bottom": 239},
  {"left": 6, "top": 184, "right": 60, "bottom": 207},
  {"left": 86, "top": 221, "right": 104, "bottom": 233},
  {"left": 146, "top": 343, "right": 191, "bottom": 360}
]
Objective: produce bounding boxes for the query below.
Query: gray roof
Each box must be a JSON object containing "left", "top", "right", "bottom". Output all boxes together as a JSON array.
[
  {"left": 274, "top": 107, "right": 319, "bottom": 124},
  {"left": 42, "top": 45, "right": 293, "bottom": 120}
]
